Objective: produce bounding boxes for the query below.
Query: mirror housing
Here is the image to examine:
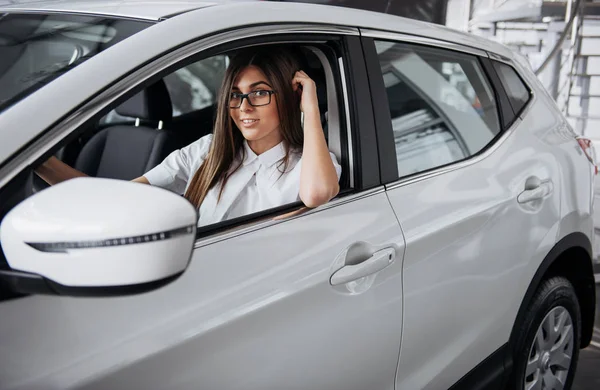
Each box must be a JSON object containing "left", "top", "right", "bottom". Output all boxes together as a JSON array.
[{"left": 0, "top": 178, "right": 197, "bottom": 296}]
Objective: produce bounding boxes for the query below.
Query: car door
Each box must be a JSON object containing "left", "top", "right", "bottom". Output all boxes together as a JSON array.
[
  {"left": 0, "top": 21, "right": 406, "bottom": 390},
  {"left": 360, "top": 33, "right": 561, "bottom": 389},
  {"left": 1, "top": 194, "right": 405, "bottom": 390}
]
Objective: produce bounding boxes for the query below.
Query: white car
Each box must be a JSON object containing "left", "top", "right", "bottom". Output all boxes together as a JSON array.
[
  {"left": 586, "top": 138, "right": 600, "bottom": 265},
  {"left": 0, "top": 1, "right": 596, "bottom": 390}
]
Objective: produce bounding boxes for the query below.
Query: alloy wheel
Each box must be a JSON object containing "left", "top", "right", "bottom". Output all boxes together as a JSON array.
[{"left": 524, "top": 306, "right": 574, "bottom": 390}]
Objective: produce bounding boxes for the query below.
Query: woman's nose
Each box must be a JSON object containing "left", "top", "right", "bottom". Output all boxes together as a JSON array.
[{"left": 239, "top": 97, "right": 254, "bottom": 111}]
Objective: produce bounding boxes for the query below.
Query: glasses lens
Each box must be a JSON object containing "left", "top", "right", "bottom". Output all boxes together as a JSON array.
[
  {"left": 248, "top": 91, "right": 271, "bottom": 106},
  {"left": 229, "top": 94, "right": 242, "bottom": 108}
]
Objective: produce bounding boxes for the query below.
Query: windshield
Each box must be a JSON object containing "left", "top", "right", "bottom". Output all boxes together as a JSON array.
[{"left": 0, "top": 13, "right": 152, "bottom": 112}]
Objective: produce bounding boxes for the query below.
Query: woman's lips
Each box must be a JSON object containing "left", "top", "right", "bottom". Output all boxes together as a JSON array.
[{"left": 240, "top": 119, "right": 259, "bottom": 128}]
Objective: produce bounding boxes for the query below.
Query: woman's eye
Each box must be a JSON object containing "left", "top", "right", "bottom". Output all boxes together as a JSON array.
[{"left": 254, "top": 90, "right": 268, "bottom": 96}]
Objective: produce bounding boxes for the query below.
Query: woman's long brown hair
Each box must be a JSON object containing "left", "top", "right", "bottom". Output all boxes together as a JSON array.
[{"left": 184, "top": 45, "right": 305, "bottom": 209}]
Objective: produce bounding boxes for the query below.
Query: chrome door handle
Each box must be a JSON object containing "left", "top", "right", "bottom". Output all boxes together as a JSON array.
[
  {"left": 330, "top": 248, "right": 395, "bottom": 286},
  {"left": 518, "top": 181, "right": 553, "bottom": 204}
]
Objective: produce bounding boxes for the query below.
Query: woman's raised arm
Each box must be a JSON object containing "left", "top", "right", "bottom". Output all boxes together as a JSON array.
[{"left": 293, "top": 70, "right": 340, "bottom": 208}]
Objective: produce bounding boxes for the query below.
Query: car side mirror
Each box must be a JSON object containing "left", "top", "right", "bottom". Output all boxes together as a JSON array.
[{"left": 0, "top": 177, "right": 197, "bottom": 296}]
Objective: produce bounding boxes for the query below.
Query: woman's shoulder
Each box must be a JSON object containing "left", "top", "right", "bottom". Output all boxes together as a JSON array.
[
  {"left": 189, "top": 133, "right": 213, "bottom": 149},
  {"left": 181, "top": 133, "right": 213, "bottom": 157},
  {"left": 167, "top": 133, "right": 213, "bottom": 170}
]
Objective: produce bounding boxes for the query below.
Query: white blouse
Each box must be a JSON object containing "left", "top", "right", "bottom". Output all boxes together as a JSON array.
[{"left": 144, "top": 134, "right": 342, "bottom": 227}]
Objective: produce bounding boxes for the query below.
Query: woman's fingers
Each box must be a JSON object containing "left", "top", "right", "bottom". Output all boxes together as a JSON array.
[
  {"left": 293, "top": 70, "right": 312, "bottom": 84},
  {"left": 292, "top": 70, "right": 319, "bottom": 114},
  {"left": 292, "top": 70, "right": 315, "bottom": 91}
]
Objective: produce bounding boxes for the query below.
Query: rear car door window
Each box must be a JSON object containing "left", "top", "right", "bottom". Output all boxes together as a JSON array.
[
  {"left": 374, "top": 40, "right": 500, "bottom": 177},
  {"left": 163, "top": 55, "right": 228, "bottom": 116},
  {"left": 101, "top": 55, "right": 228, "bottom": 124}
]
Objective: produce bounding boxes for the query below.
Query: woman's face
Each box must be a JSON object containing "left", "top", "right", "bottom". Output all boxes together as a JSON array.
[{"left": 229, "top": 65, "right": 282, "bottom": 149}]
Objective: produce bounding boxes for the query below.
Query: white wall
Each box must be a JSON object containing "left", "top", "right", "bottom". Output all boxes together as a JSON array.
[
  {"left": 445, "top": 2, "right": 600, "bottom": 138},
  {"left": 445, "top": 0, "right": 471, "bottom": 32}
]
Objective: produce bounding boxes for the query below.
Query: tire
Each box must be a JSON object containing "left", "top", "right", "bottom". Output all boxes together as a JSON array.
[{"left": 510, "top": 276, "right": 581, "bottom": 390}]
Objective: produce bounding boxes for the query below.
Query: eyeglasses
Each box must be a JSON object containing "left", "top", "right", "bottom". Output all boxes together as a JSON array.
[{"left": 229, "top": 90, "right": 275, "bottom": 108}]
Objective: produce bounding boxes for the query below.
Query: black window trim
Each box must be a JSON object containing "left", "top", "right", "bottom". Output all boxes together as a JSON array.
[
  {"left": 361, "top": 35, "right": 518, "bottom": 186},
  {"left": 480, "top": 57, "right": 516, "bottom": 130},
  {"left": 489, "top": 59, "right": 534, "bottom": 120},
  {"left": 361, "top": 36, "right": 398, "bottom": 184}
]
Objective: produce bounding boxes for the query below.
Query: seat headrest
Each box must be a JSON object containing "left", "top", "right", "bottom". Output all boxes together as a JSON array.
[{"left": 115, "top": 79, "right": 172, "bottom": 122}]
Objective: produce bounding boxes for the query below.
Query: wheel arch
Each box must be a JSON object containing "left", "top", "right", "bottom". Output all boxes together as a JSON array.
[{"left": 505, "top": 232, "right": 596, "bottom": 376}]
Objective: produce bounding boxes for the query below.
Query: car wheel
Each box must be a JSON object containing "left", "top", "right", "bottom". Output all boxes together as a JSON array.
[{"left": 511, "top": 276, "right": 581, "bottom": 390}]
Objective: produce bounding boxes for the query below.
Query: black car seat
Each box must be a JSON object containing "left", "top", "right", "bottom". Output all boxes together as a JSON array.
[{"left": 74, "top": 80, "right": 179, "bottom": 180}]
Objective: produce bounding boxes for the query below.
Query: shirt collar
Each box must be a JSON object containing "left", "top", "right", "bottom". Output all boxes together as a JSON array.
[{"left": 242, "top": 140, "right": 287, "bottom": 168}]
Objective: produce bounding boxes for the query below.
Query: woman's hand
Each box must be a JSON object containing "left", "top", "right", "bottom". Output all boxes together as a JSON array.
[
  {"left": 292, "top": 70, "right": 320, "bottom": 115},
  {"left": 35, "top": 156, "right": 88, "bottom": 185}
]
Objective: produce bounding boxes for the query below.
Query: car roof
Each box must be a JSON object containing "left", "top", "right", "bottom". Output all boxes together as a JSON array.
[
  {"left": 0, "top": 1, "right": 518, "bottom": 169},
  {"left": 0, "top": 0, "right": 221, "bottom": 20},
  {"left": 0, "top": 0, "right": 512, "bottom": 57}
]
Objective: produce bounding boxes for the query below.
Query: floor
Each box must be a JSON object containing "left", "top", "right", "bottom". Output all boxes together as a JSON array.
[{"left": 571, "top": 281, "right": 600, "bottom": 390}]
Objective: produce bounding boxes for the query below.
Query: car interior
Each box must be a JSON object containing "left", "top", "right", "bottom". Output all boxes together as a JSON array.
[{"left": 37, "top": 43, "right": 350, "bottom": 196}]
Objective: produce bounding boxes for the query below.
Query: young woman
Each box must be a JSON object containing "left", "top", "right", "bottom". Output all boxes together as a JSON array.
[{"left": 36, "top": 46, "right": 341, "bottom": 226}]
